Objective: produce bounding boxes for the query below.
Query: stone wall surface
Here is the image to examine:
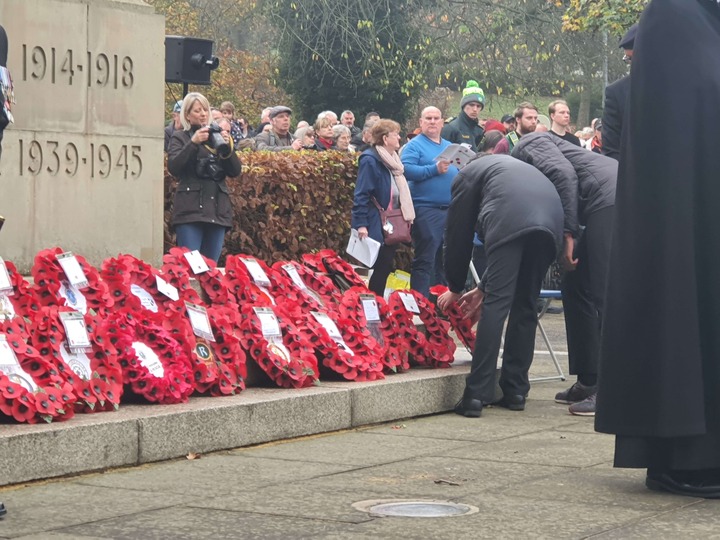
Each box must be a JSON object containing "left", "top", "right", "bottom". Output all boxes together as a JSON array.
[{"left": 0, "top": 0, "right": 165, "bottom": 272}]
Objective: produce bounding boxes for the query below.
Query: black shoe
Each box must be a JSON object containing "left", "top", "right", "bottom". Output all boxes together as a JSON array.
[
  {"left": 555, "top": 381, "right": 597, "bottom": 404},
  {"left": 454, "top": 395, "right": 483, "bottom": 418},
  {"left": 646, "top": 469, "right": 720, "bottom": 499},
  {"left": 0, "top": 502, "right": 6, "bottom": 518},
  {"left": 491, "top": 394, "right": 526, "bottom": 411}
]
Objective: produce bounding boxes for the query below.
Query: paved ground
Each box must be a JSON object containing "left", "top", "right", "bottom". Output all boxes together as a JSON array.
[{"left": 1, "top": 311, "right": 717, "bottom": 539}]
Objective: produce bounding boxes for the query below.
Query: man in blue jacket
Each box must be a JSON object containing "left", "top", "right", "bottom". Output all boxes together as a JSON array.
[{"left": 401, "top": 106, "right": 458, "bottom": 298}]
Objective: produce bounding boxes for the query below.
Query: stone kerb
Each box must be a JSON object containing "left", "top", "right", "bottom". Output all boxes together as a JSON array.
[{"left": 0, "top": 0, "right": 165, "bottom": 272}]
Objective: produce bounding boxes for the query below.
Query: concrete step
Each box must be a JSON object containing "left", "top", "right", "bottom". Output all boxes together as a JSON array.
[{"left": 0, "top": 353, "right": 472, "bottom": 487}]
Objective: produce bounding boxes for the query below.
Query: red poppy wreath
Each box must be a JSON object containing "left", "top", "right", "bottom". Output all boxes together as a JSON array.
[
  {"left": 104, "top": 310, "right": 195, "bottom": 404},
  {"left": 29, "top": 306, "right": 123, "bottom": 413},
  {"left": 163, "top": 247, "right": 237, "bottom": 307},
  {"left": 429, "top": 285, "right": 476, "bottom": 352},
  {"left": 0, "top": 318, "right": 77, "bottom": 423},
  {"left": 31, "top": 247, "right": 113, "bottom": 316},
  {"left": 386, "top": 290, "right": 456, "bottom": 368},
  {"left": 237, "top": 304, "right": 318, "bottom": 388}
]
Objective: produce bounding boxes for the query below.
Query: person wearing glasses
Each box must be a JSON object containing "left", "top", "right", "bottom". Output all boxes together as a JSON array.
[{"left": 293, "top": 126, "right": 317, "bottom": 149}]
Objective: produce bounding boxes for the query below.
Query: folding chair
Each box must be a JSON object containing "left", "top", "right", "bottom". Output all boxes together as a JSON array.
[
  {"left": 468, "top": 262, "right": 566, "bottom": 384},
  {"left": 531, "top": 289, "right": 566, "bottom": 383}
]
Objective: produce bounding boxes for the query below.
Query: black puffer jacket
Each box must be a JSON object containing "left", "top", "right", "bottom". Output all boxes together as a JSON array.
[
  {"left": 168, "top": 129, "right": 242, "bottom": 229},
  {"left": 445, "top": 154, "right": 564, "bottom": 293},
  {"left": 441, "top": 111, "right": 484, "bottom": 152},
  {"left": 512, "top": 132, "right": 617, "bottom": 235}
]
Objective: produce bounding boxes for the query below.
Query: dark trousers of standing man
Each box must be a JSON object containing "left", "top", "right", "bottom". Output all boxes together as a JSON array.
[
  {"left": 561, "top": 206, "right": 614, "bottom": 381},
  {"left": 465, "top": 231, "right": 557, "bottom": 402}
]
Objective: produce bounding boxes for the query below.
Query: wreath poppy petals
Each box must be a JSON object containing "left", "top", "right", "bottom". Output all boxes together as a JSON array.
[
  {"left": 387, "top": 290, "right": 456, "bottom": 368},
  {"left": 28, "top": 306, "right": 124, "bottom": 413},
  {"left": 163, "top": 247, "right": 236, "bottom": 307},
  {"left": 338, "top": 287, "right": 409, "bottom": 373},
  {"left": 0, "top": 320, "right": 77, "bottom": 423},
  {"left": 301, "top": 250, "right": 368, "bottom": 292},
  {"left": 31, "top": 248, "right": 113, "bottom": 316},
  {"left": 429, "top": 285, "right": 477, "bottom": 352},
  {"left": 108, "top": 311, "right": 195, "bottom": 404},
  {"left": 238, "top": 304, "right": 318, "bottom": 389}
]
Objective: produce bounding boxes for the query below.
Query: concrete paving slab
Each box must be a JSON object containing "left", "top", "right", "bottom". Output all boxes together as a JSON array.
[
  {"left": 56, "top": 506, "right": 350, "bottom": 540},
  {"left": 444, "top": 428, "right": 614, "bottom": 468},
  {"left": 289, "top": 455, "right": 570, "bottom": 499},
  {"left": 0, "top": 482, "right": 194, "bottom": 538},
  {"left": 590, "top": 500, "right": 720, "bottom": 539},
  {"left": 318, "top": 491, "right": 655, "bottom": 540},
  {"left": 498, "top": 465, "right": 697, "bottom": 513},
  {"left": 361, "top": 409, "right": 585, "bottom": 443},
  {"left": 189, "top": 484, "right": 377, "bottom": 525},
  {"left": 229, "top": 430, "right": 475, "bottom": 467},
  {"left": 74, "top": 453, "right": 357, "bottom": 496},
  {"left": 12, "top": 534, "right": 113, "bottom": 540}
]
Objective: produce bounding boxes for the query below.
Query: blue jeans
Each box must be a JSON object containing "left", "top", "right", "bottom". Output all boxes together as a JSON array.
[
  {"left": 175, "top": 222, "right": 227, "bottom": 263},
  {"left": 410, "top": 206, "right": 448, "bottom": 298}
]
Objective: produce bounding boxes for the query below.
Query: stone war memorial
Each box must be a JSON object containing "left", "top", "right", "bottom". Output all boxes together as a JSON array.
[{"left": 0, "top": 0, "right": 165, "bottom": 272}]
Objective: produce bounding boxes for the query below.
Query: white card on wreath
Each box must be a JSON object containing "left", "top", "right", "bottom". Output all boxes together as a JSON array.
[
  {"left": 253, "top": 307, "right": 282, "bottom": 337},
  {"left": 132, "top": 341, "right": 165, "bottom": 378},
  {"left": 156, "top": 275, "right": 179, "bottom": 301},
  {"left": 130, "top": 284, "right": 159, "bottom": 313},
  {"left": 59, "top": 311, "right": 92, "bottom": 351},
  {"left": 360, "top": 294, "right": 381, "bottom": 322},
  {"left": 0, "top": 335, "right": 38, "bottom": 392},
  {"left": 184, "top": 250, "right": 210, "bottom": 274},
  {"left": 399, "top": 292, "right": 421, "bottom": 314},
  {"left": 56, "top": 252, "right": 89, "bottom": 289},
  {"left": 0, "top": 257, "right": 13, "bottom": 295},
  {"left": 185, "top": 302, "right": 216, "bottom": 342},
  {"left": 282, "top": 263, "right": 307, "bottom": 290},
  {"left": 242, "top": 258, "right": 271, "bottom": 287}
]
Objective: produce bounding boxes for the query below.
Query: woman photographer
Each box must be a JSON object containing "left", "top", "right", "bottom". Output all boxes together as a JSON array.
[
  {"left": 351, "top": 119, "right": 415, "bottom": 297},
  {"left": 168, "top": 92, "right": 241, "bottom": 263}
]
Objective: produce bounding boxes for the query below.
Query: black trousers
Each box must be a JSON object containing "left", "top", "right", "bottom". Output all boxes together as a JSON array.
[
  {"left": 368, "top": 243, "right": 397, "bottom": 297},
  {"left": 465, "top": 231, "right": 556, "bottom": 402},
  {"left": 562, "top": 206, "right": 614, "bottom": 377}
]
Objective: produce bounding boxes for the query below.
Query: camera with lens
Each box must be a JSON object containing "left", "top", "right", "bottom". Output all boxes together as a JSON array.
[
  {"left": 206, "top": 122, "right": 230, "bottom": 155},
  {"left": 195, "top": 154, "right": 226, "bottom": 182}
]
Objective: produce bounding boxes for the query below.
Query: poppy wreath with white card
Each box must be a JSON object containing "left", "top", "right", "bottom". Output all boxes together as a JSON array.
[
  {"left": 29, "top": 306, "right": 123, "bottom": 413},
  {"left": 102, "top": 254, "right": 183, "bottom": 316},
  {"left": 0, "top": 259, "right": 42, "bottom": 325},
  {"left": 31, "top": 247, "right": 113, "bottom": 317},
  {"left": 337, "top": 287, "right": 409, "bottom": 373},
  {"left": 0, "top": 318, "right": 77, "bottom": 423},
  {"left": 105, "top": 310, "right": 195, "bottom": 404},
  {"left": 429, "top": 285, "right": 477, "bottom": 353},
  {"left": 222, "top": 254, "right": 278, "bottom": 306},
  {"left": 237, "top": 304, "right": 318, "bottom": 389},
  {"left": 301, "top": 250, "right": 368, "bottom": 292},
  {"left": 386, "top": 290, "right": 456, "bottom": 368},
  {"left": 162, "top": 247, "right": 237, "bottom": 307},
  {"left": 271, "top": 260, "right": 342, "bottom": 316}
]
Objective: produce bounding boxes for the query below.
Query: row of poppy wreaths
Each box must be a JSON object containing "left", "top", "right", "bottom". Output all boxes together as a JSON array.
[{"left": 0, "top": 246, "right": 474, "bottom": 424}]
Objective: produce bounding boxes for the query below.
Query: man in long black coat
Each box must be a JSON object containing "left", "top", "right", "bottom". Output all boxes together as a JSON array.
[
  {"left": 602, "top": 24, "right": 636, "bottom": 161},
  {"left": 596, "top": 0, "right": 720, "bottom": 498},
  {"left": 438, "top": 154, "right": 563, "bottom": 416}
]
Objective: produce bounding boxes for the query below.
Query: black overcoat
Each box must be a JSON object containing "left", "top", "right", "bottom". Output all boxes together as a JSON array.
[
  {"left": 601, "top": 75, "right": 630, "bottom": 161},
  {"left": 596, "top": 0, "right": 720, "bottom": 440},
  {"left": 444, "top": 154, "right": 563, "bottom": 293}
]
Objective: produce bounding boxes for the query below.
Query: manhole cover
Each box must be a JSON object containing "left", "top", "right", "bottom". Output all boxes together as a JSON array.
[{"left": 353, "top": 499, "right": 478, "bottom": 518}]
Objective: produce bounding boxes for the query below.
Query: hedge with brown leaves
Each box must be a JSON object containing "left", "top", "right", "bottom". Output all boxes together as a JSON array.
[{"left": 165, "top": 150, "right": 413, "bottom": 270}]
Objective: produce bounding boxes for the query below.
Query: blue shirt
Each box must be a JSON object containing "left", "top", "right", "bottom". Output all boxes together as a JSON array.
[{"left": 401, "top": 134, "right": 458, "bottom": 207}]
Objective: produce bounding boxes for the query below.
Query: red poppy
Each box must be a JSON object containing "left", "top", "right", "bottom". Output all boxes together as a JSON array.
[{"left": 162, "top": 247, "right": 236, "bottom": 307}]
